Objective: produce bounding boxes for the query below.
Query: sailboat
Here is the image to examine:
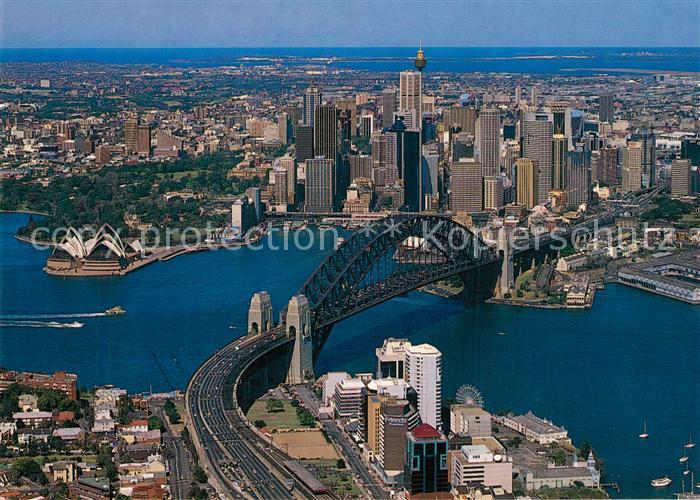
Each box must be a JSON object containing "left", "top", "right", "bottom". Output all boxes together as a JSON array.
[
  {"left": 680, "top": 446, "right": 689, "bottom": 463},
  {"left": 639, "top": 421, "right": 649, "bottom": 439},
  {"left": 686, "top": 432, "right": 696, "bottom": 449}
]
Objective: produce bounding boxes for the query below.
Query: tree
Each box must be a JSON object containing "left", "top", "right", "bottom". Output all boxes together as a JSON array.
[
  {"left": 148, "top": 416, "right": 164, "bottom": 431},
  {"left": 265, "top": 399, "right": 284, "bottom": 413},
  {"left": 336, "top": 458, "right": 346, "bottom": 469},
  {"left": 507, "top": 437, "right": 522, "bottom": 448},
  {"left": 11, "top": 458, "right": 48, "bottom": 485},
  {"left": 193, "top": 466, "right": 207, "bottom": 483},
  {"left": 117, "top": 395, "right": 134, "bottom": 425},
  {"left": 253, "top": 420, "right": 267, "bottom": 429},
  {"left": 190, "top": 484, "right": 208, "bottom": 499},
  {"left": 551, "top": 449, "right": 566, "bottom": 466},
  {"left": 579, "top": 441, "right": 591, "bottom": 460}
]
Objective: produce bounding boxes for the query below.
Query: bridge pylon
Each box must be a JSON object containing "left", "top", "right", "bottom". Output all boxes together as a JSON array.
[
  {"left": 285, "top": 295, "right": 313, "bottom": 385},
  {"left": 248, "top": 291, "right": 272, "bottom": 334},
  {"left": 496, "top": 227, "right": 514, "bottom": 297}
]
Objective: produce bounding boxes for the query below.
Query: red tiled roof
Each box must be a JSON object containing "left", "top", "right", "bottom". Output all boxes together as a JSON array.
[{"left": 411, "top": 423, "right": 441, "bottom": 439}]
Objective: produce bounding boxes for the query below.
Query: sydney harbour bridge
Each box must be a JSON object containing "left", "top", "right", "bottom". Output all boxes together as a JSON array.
[{"left": 184, "top": 185, "right": 664, "bottom": 499}]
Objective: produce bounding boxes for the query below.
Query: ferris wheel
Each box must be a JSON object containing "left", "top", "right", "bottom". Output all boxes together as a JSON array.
[{"left": 455, "top": 384, "right": 484, "bottom": 407}]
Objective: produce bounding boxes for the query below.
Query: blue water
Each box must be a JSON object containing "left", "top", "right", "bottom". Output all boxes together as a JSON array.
[
  {"left": 0, "top": 212, "right": 698, "bottom": 498},
  {"left": 1, "top": 47, "right": 699, "bottom": 74}
]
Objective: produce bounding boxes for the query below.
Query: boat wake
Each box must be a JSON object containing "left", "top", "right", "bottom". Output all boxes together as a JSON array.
[
  {"left": 0, "top": 320, "right": 84, "bottom": 329},
  {"left": 0, "top": 312, "right": 106, "bottom": 320}
]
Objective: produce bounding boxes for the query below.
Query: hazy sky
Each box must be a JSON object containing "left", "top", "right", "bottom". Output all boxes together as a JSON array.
[{"left": 2, "top": 0, "right": 699, "bottom": 48}]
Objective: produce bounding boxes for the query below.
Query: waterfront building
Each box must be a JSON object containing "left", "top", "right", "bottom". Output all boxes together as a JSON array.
[
  {"left": 450, "top": 444, "right": 513, "bottom": 493},
  {"left": 403, "top": 424, "right": 450, "bottom": 495},
  {"left": 305, "top": 157, "right": 336, "bottom": 213},
  {"left": 450, "top": 405, "right": 492, "bottom": 438},
  {"left": 622, "top": 141, "right": 643, "bottom": 193},
  {"left": 376, "top": 338, "right": 411, "bottom": 379},
  {"left": 399, "top": 70, "right": 421, "bottom": 126},
  {"left": 450, "top": 159, "right": 483, "bottom": 213},
  {"left": 599, "top": 92, "right": 614, "bottom": 124},
  {"left": 671, "top": 159, "right": 691, "bottom": 197},
  {"left": 522, "top": 113, "right": 553, "bottom": 204},
  {"left": 495, "top": 411, "right": 570, "bottom": 445},
  {"left": 525, "top": 458, "right": 600, "bottom": 491},
  {"left": 404, "top": 343, "right": 442, "bottom": 430},
  {"left": 231, "top": 196, "right": 257, "bottom": 234},
  {"left": 16, "top": 371, "right": 78, "bottom": 400},
  {"left": 617, "top": 252, "right": 700, "bottom": 304},
  {"left": 303, "top": 86, "right": 321, "bottom": 127},
  {"left": 515, "top": 158, "right": 539, "bottom": 209},
  {"left": 479, "top": 108, "right": 500, "bottom": 177}
]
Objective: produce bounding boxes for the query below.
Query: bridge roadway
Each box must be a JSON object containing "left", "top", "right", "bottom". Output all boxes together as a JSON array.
[{"left": 187, "top": 328, "right": 324, "bottom": 500}]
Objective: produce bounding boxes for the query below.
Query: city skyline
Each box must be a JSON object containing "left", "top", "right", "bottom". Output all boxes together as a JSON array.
[{"left": 2, "top": 0, "right": 699, "bottom": 48}]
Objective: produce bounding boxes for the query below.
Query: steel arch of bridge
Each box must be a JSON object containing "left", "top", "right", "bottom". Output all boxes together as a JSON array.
[{"left": 297, "top": 215, "right": 497, "bottom": 335}]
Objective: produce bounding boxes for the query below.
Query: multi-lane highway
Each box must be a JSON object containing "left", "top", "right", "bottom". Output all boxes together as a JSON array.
[{"left": 186, "top": 328, "right": 322, "bottom": 499}]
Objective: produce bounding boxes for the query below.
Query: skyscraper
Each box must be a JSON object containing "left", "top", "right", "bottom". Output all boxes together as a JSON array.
[
  {"left": 399, "top": 70, "right": 421, "bottom": 127},
  {"left": 404, "top": 343, "right": 442, "bottom": 430},
  {"left": 444, "top": 105, "right": 476, "bottom": 136},
  {"left": 601, "top": 147, "right": 618, "bottom": 184},
  {"left": 483, "top": 176, "right": 504, "bottom": 211},
  {"left": 479, "top": 108, "right": 500, "bottom": 177},
  {"left": 631, "top": 130, "right": 656, "bottom": 187},
  {"left": 522, "top": 114, "right": 553, "bottom": 204},
  {"left": 279, "top": 155, "right": 297, "bottom": 205},
  {"left": 382, "top": 88, "right": 397, "bottom": 128},
  {"left": 136, "top": 124, "right": 151, "bottom": 156},
  {"left": 552, "top": 134, "right": 567, "bottom": 190},
  {"left": 349, "top": 154, "right": 372, "bottom": 181},
  {"left": 450, "top": 159, "right": 483, "bottom": 213},
  {"left": 391, "top": 119, "right": 421, "bottom": 211},
  {"left": 371, "top": 131, "right": 398, "bottom": 188},
  {"left": 671, "top": 159, "right": 691, "bottom": 197},
  {"left": 305, "top": 157, "right": 335, "bottom": 213},
  {"left": 566, "top": 148, "right": 591, "bottom": 207},
  {"left": 314, "top": 104, "right": 339, "bottom": 165},
  {"left": 622, "top": 141, "right": 643, "bottom": 193},
  {"left": 516, "top": 158, "right": 539, "bottom": 208},
  {"left": 303, "top": 86, "right": 321, "bottom": 127},
  {"left": 294, "top": 125, "right": 314, "bottom": 162},
  {"left": 599, "top": 93, "right": 614, "bottom": 124},
  {"left": 124, "top": 117, "right": 138, "bottom": 153}
]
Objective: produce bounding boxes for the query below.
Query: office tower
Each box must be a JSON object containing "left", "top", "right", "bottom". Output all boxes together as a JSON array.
[
  {"left": 372, "top": 132, "right": 398, "bottom": 188},
  {"left": 566, "top": 148, "right": 591, "bottom": 207},
  {"left": 335, "top": 98, "right": 357, "bottom": 138},
  {"left": 305, "top": 157, "right": 335, "bottom": 212},
  {"left": 450, "top": 159, "right": 483, "bottom": 213},
  {"left": 422, "top": 146, "right": 439, "bottom": 199},
  {"left": 359, "top": 114, "right": 373, "bottom": 139},
  {"left": 376, "top": 397, "right": 417, "bottom": 481},
  {"left": 552, "top": 102, "right": 572, "bottom": 148},
  {"left": 552, "top": 134, "right": 567, "bottom": 190},
  {"left": 522, "top": 114, "right": 553, "bottom": 204},
  {"left": 444, "top": 105, "right": 476, "bottom": 136},
  {"left": 314, "top": 104, "right": 339, "bottom": 164},
  {"left": 503, "top": 140, "right": 520, "bottom": 178},
  {"left": 245, "top": 187, "right": 262, "bottom": 222},
  {"left": 404, "top": 343, "right": 442, "bottom": 430},
  {"left": 681, "top": 137, "right": 700, "bottom": 165},
  {"left": 294, "top": 125, "right": 314, "bottom": 162},
  {"left": 622, "top": 141, "right": 643, "bottom": 192},
  {"left": 530, "top": 86, "right": 538, "bottom": 108},
  {"left": 516, "top": 158, "right": 539, "bottom": 208},
  {"left": 136, "top": 124, "right": 151, "bottom": 156},
  {"left": 601, "top": 147, "right": 618, "bottom": 184},
  {"left": 515, "top": 85, "right": 521, "bottom": 106},
  {"left": 403, "top": 424, "right": 450, "bottom": 495},
  {"left": 303, "top": 86, "right": 321, "bottom": 127},
  {"left": 95, "top": 145, "right": 111, "bottom": 166},
  {"left": 503, "top": 122, "right": 517, "bottom": 141},
  {"left": 631, "top": 130, "right": 656, "bottom": 187},
  {"left": 277, "top": 113, "right": 291, "bottom": 144},
  {"left": 283, "top": 105, "right": 303, "bottom": 127},
  {"left": 450, "top": 443, "right": 513, "bottom": 493},
  {"left": 376, "top": 338, "right": 411, "bottom": 378},
  {"left": 391, "top": 119, "right": 421, "bottom": 211},
  {"left": 671, "top": 159, "right": 691, "bottom": 197},
  {"left": 124, "top": 118, "right": 138, "bottom": 153},
  {"left": 483, "top": 176, "right": 504, "bottom": 211},
  {"left": 452, "top": 134, "right": 475, "bottom": 162},
  {"left": 280, "top": 155, "right": 297, "bottom": 205},
  {"left": 599, "top": 93, "right": 614, "bottom": 124},
  {"left": 479, "top": 108, "right": 500, "bottom": 177},
  {"left": 382, "top": 88, "right": 397, "bottom": 128},
  {"left": 349, "top": 154, "right": 372, "bottom": 181},
  {"left": 274, "top": 169, "right": 288, "bottom": 205},
  {"left": 399, "top": 70, "right": 421, "bottom": 125}
]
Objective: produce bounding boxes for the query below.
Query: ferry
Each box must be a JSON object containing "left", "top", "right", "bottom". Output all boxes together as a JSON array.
[
  {"left": 651, "top": 477, "right": 672, "bottom": 488},
  {"left": 105, "top": 306, "right": 126, "bottom": 316}
]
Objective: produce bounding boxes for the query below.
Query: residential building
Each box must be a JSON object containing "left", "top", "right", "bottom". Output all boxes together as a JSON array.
[{"left": 404, "top": 343, "right": 442, "bottom": 430}]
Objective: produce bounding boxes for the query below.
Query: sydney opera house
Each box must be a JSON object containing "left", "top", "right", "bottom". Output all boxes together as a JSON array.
[{"left": 45, "top": 224, "right": 144, "bottom": 276}]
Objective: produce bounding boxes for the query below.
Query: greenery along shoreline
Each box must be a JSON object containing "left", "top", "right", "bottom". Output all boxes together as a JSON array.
[{"left": 0, "top": 153, "right": 262, "bottom": 244}]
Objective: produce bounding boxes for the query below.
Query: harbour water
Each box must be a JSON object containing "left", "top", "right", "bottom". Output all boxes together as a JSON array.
[{"left": 0, "top": 213, "right": 697, "bottom": 498}]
